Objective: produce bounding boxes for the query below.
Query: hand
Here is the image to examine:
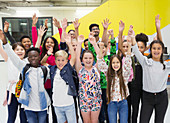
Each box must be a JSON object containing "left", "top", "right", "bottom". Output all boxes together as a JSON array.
[
  {"left": 108, "top": 29, "right": 114, "bottom": 39},
  {"left": 99, "top": 45, "right": 104, "bottom": 59},
  {"left": 44, "top": 19, "right": 48, "bottom": 29},
  {"left": 88, "top": 32, "right": 96, "bottom": 44},
  {"left": 47, "top": 47, "right": 53, "bottom": 56},
  {"left": 128, "top": 25, "right": 135, "bottom": 37},
  {"left": 3, "top": 99, "right": 7, "bottom": 106},
  {"left": 102, "top": 18, "right": 111, "bottom": 29},
  {"left": 73, "top": 18, "right": 80, "bottom": 29},
  {"left": 78, "top": 35, "right": 85, "bottom": 44},
  {"left": 155, "top": 14, "right": 161, "bottom": 29},
  {"left": 63, "top": 32, "right": 71, "bottom": 45},
  {"left": 61, "top": 18, "right": 67, "bottom": 31},
  {"left": 0, "top": 29, "right": 7, "bottom": 44},
  {"left": 4, "top": 21, "right": 9, "bottom": 33},
  {"left": 32, "top": 13, "right": 38, "bottom": 26},
  {"left": 119, "top": 20, "right": 125, "bottom": 32},
  {"left": 38, "top": 25, "right": 46, "bottom": 37},
  {"left": 53, "top": 18, "right": 61, "bottom": 28}
]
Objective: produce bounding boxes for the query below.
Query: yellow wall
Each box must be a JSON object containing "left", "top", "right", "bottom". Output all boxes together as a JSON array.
[{"left": 53, "top": 0, "right": 170, "bottom": 41}]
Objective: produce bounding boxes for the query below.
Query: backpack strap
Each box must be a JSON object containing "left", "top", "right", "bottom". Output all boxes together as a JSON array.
[
  {"left": 40, "top": 66, "right": 48, "bottom": 84},
  {"left": 21, "top": 64, "right": 31, "bottom": 88}
]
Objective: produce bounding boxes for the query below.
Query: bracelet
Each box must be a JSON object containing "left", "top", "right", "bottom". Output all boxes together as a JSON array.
[{"left": 47, "top": 53, "right": 51, "bottom": 56}]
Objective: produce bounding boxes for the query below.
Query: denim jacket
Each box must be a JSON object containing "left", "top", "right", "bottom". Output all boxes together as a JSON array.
[
  {"left": 18, "top": 67, "right": 51, "bottom": 110},
  {"left": 49, "top": 62, "right": 77, "bottom": 97}
]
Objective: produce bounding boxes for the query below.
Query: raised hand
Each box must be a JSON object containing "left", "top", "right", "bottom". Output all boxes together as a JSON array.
[
  {"left": 32, "top": 13, "right": 38, "bottom": 26},
  {"left": 119, "top": 20, "right": 125, "bottom": 32},
  {"left": 61, "top": 18, "right": 67, "bottom": 31},
  {"left": 73, "top": 18, "right": 80, "bottom": 29},
  {"left": 63, "top": 32, "right": 71, "bottom": 45},
  {"left": 38, "top": 25, "right": 46, "bottom": 37},
  {"left": 108, "top": 29, "right": 114, "bottom": 39},
  {"left": 102, "top": 18, "right": 111, "bottom": 29},
  {"left": 78, "top": 35, "right": 85, "bottom": 44},
  {"left": 0, "top": 29, "right": 7, "bottom": 44},
  {"left": 128, "top": 25, "right": 135, "bottom": 37},
  {"left": 155, "top": 14, "right": 161, "bottom": 29},
  {"left": 88, "top": 32, "right": 96, "bottom": 44},
  {"left": 53, "top": 18, "right": 61, "bottom": 28},
  {"left": 44, "top": 19, "right": 48, "bottom": 29},
  {"left": 4, "top": 21, "right": 9, "bottom": 33}
]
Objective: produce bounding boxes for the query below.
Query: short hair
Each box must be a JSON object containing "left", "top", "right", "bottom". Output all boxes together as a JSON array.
[
  {"left": 26, "top": 47, "right": 40, "bottom": 55},
  {"left": 12, "top": 42, "right": 25, "bottom": 51},
  {"left": 84, "top": 39, "right": 88, "bottom": 44},
  {"left": 135, "top": 33, "right": 148, "bottom": 47},
  {"left": 68, "top": 29, "right": 75, "bottom": 34},
  {"left": 55, "top": 50, "right": 68, "bottom": 59},
  {"left": 89, "top": 23, "right": 99, "bottom": 31},
  {"left": 20, "top": 35, "right": 31, "bottom": 42}
]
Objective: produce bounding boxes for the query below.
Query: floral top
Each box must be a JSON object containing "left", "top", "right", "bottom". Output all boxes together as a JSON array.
[
  {"left": 78, "top": 66, "right": 102, "bottom": 105},
  {"left": 98, "top": 55, "right": 132, "bottom": 101}
]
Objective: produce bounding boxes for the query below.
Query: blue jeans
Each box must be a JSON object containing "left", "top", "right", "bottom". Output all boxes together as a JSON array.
[
  {"left": 25, "top": 110, "right": 47, "bottom": 123},
  {"left": 54, "top": 103, "right": 76, "bottom": 123},
  {"left": 108, "top": 99, "right": 128, "bottom": 123}
]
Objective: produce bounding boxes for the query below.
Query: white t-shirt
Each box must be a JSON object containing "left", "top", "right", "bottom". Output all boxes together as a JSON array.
[
  {"left": 24, "top": 67, "right": 41, "bottom": 111},
  {"left": 52, "top": 69, "right": 74, "bottom": 107}
]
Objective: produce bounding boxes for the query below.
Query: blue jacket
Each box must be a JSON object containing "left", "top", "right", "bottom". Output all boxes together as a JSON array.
[
  {"left": 49, "top": 62, "right": 77, "bottom": 96},
  {"left": 18, "top": 67, "right": 51, "bottom": 110}
]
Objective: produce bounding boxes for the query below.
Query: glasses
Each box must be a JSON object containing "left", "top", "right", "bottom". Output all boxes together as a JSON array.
[{"left": 92, "top": 28, "right": 99, "bottom": 31}]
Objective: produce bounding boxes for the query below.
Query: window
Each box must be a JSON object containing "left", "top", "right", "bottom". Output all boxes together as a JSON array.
[{"left": 2, "top": 17, "right": 53, "bottom": 43}]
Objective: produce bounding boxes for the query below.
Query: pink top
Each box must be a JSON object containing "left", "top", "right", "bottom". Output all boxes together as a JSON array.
[{"left": 32, "top": 26, "right": 62, "bottom": 89}]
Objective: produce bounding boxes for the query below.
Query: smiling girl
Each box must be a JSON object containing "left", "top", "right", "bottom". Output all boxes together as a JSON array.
[
  {"left": 131, "top": 34, "right": 170, "bottom": 123},
  {"left": 98, "top": 38, "right": 132, "bottom": 123},
  {"left": 0, "top": 37, "right": 28, "bottom": 123},
  {"left": 75, "top": 34, "right": 102, "bottom": 123}
]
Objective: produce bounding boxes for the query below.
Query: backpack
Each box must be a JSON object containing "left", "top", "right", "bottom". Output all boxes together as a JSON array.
[{"left": 15, "top": 64, "right": 47, "bottom": 98}]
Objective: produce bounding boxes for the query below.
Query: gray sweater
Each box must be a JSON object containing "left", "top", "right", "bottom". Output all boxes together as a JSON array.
[{"left": 132, "top": 44, "right": 170, "bottom": 93}]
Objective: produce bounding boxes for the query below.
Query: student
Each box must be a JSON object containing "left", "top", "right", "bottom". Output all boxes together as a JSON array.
[
  {"left": 89, "top": 29, "right": 116, "bottom": 123},
  {"left": 41, "top": 34, "right": 77, "bottom": 123},
  {"left": 98, "top": 33, "right": 132, "bottom": 123},
  {"left": 0, "top": 40, "right": 27, "bottom": 123},
  {"left": 130, "top": 33, "right": 148, "bottom": 123},
  {"left": 75, "top": 34, "right": 102, "bottom": 123},
  {"left": 118, "top": 22, "right": 135, "bottom": 123},
  {"left": 130, "top": 21, "right": 169, "bottom": 123},
  {"left": 1, "top": 31, "right": 51, "bottom": 123}
]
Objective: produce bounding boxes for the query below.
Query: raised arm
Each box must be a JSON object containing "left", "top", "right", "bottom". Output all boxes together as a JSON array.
[
  {"left": 0, "top": 29, "right": 26, "bottom": 72},
  {"left": 75, "top": 35, "right": 84, "bottom": 73},
  {"left": 60, "top": 18, "right": 68, "bottom": 43},
  {"left": 35, "top": 25, "right": 46, "bottom": 48},
  {"left": 3, "top": 21, "right": 16, "bottom": 45},
  {"left": 32, "top": 13, "right": 38, "bottom": 47},
  {"left": 53, "top": 17, "right": 62, "bottom": 40},
  {"left": 118, "top": 20, "right": 125, "bottom": 56},
  {"left": 101, "top": 18, "right": 111, "bottom": 45},
  {"left": 41, "top": 19, "right": 48, "bottom": 45},
  {"left": 0, "top": 40, "right": 8, "bottom": 62},
  {"left": 64, "top": 34, "right": 75, "bottom": 66},
  {"left": 88, "top": 32, "right": 100, "bottom": 55},
  {"left": 155, "top": 14, "right": 162, "bottom": 42},
  {"left": 130, "top": 29, "right": 145, "bottom": 66},
  {"left": 73, "top": 18, "right": 80, "bottom": 38}
]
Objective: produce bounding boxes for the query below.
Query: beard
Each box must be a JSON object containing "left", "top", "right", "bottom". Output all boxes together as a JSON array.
[{"left": 94, "top": 32, "right": 99, "bottom": 37}]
